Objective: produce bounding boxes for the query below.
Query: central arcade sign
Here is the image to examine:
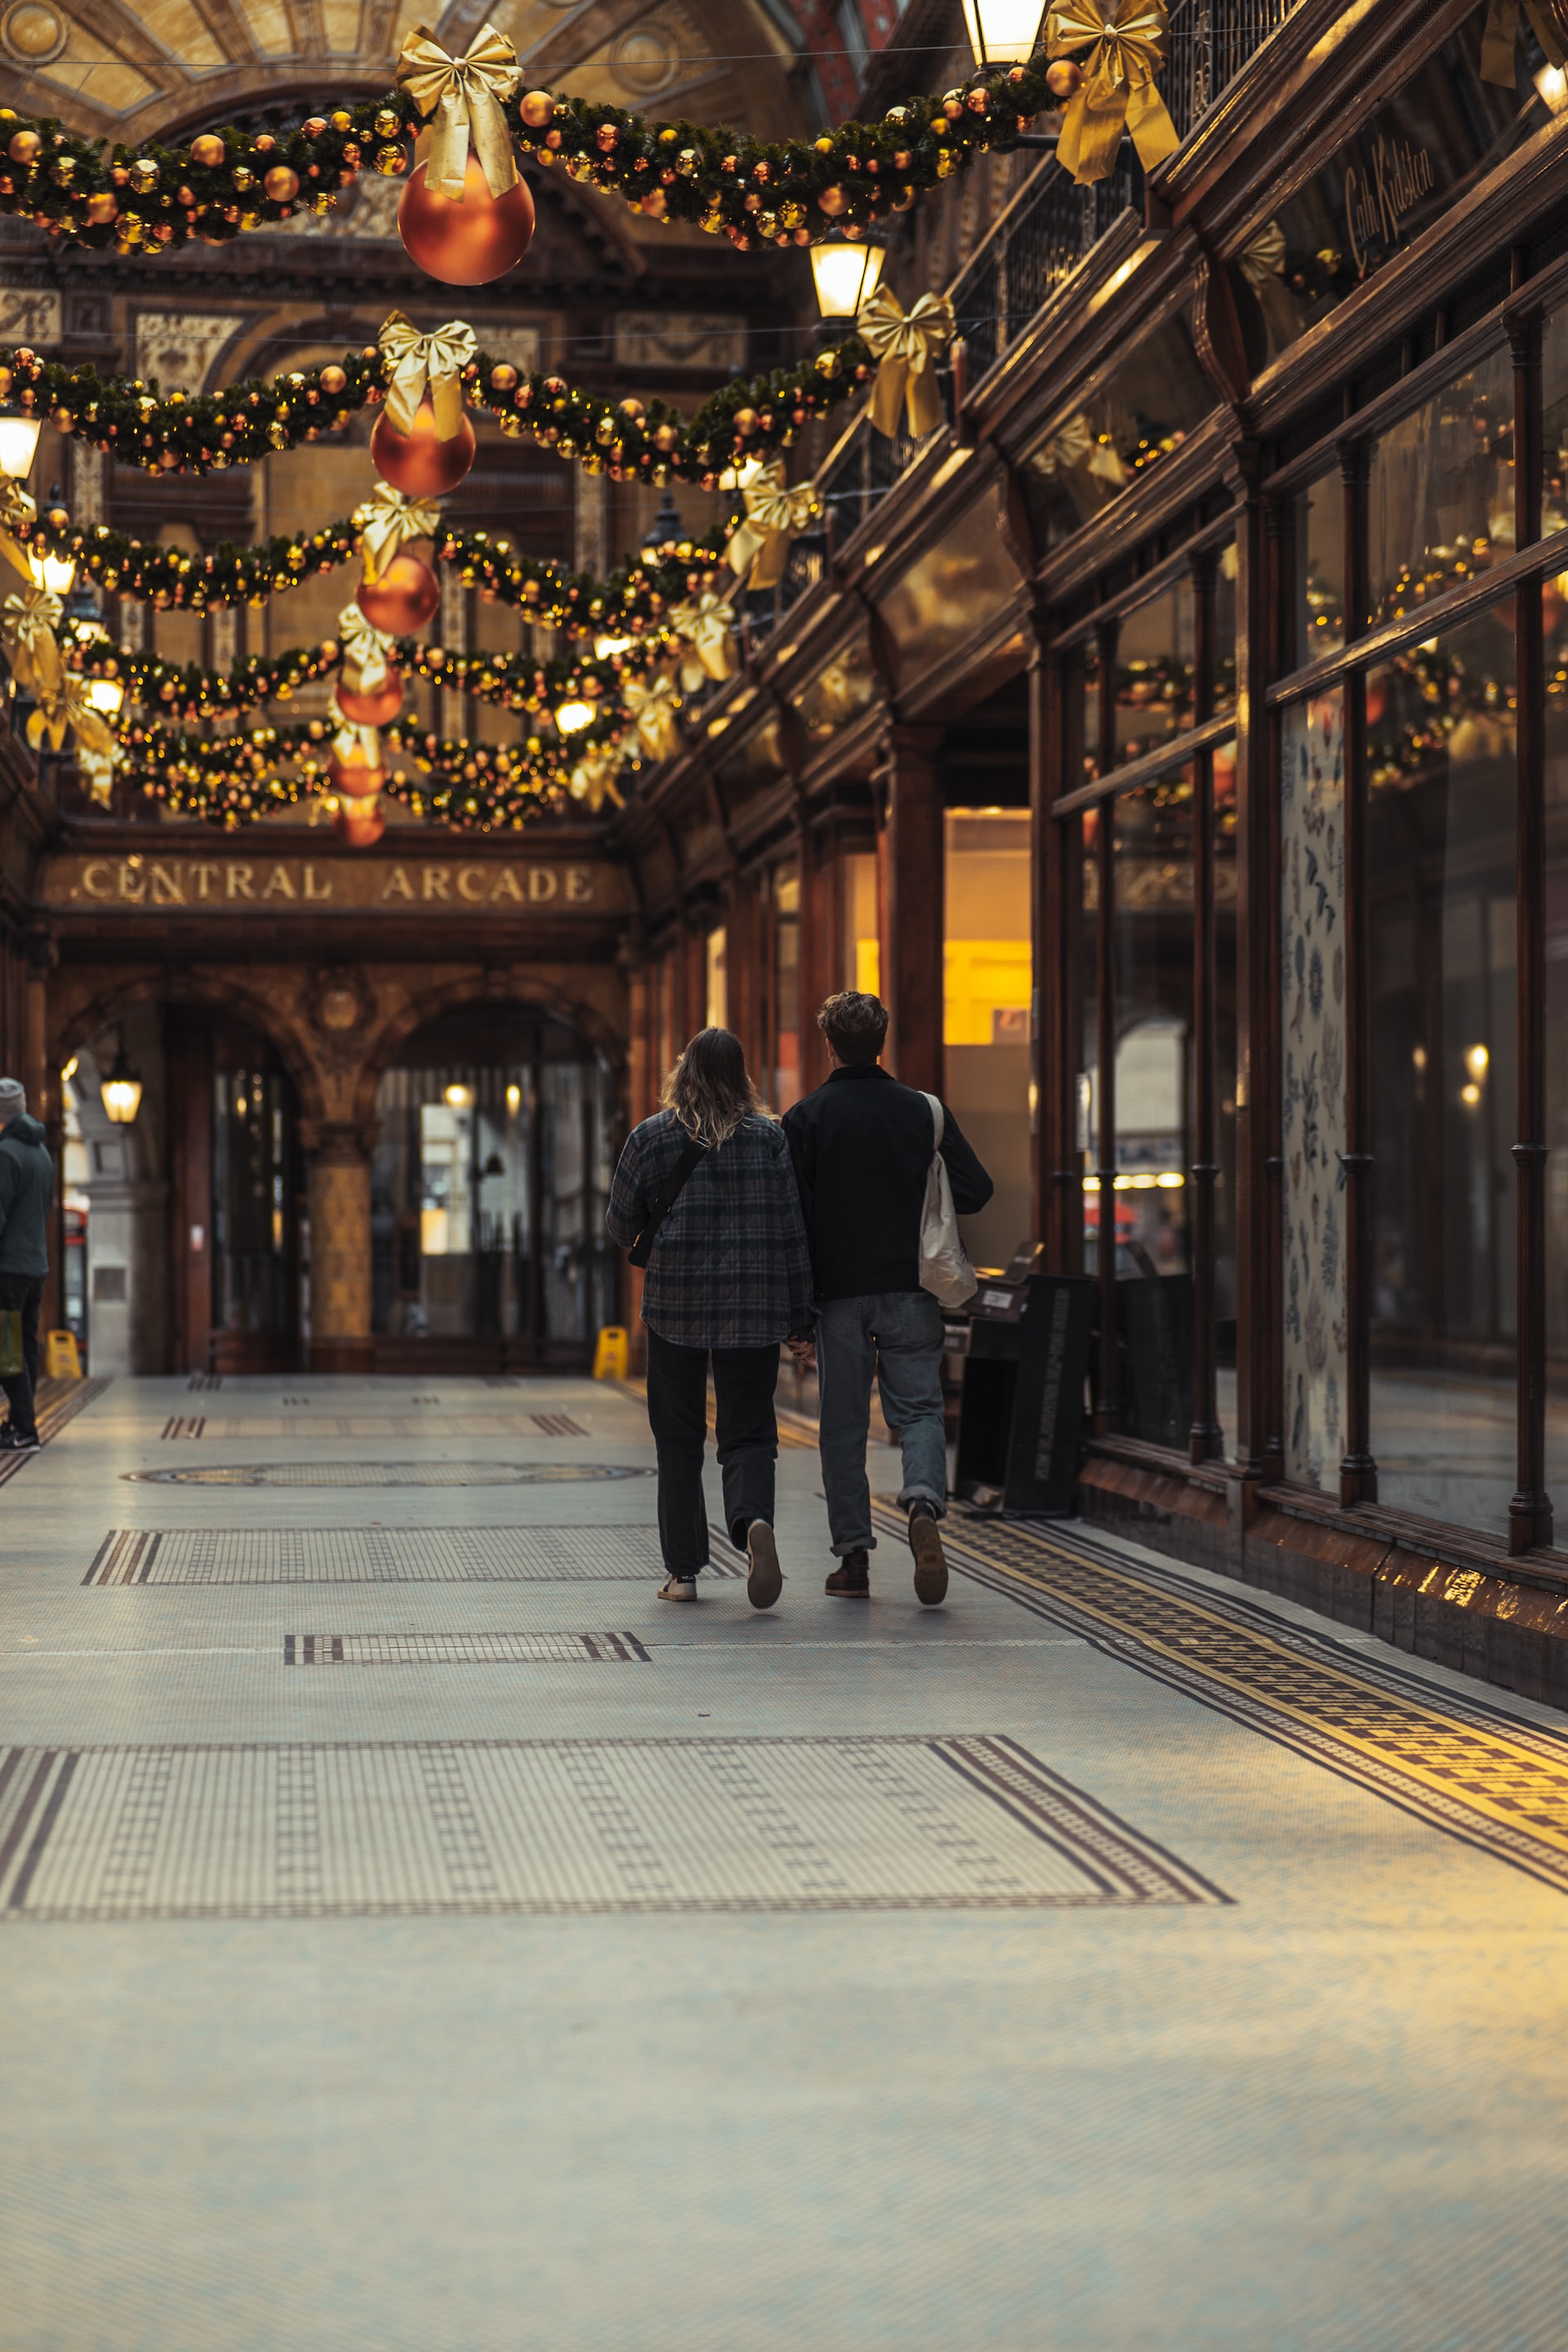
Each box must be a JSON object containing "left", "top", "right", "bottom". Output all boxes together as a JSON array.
[{"left": 44, "top": 853, "right": 627, "bottom": 912}]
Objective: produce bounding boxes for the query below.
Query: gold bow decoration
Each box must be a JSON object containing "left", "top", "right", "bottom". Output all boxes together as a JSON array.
[
  {"left": 1046, "top": 0, "right": 1180, "bottom": 188},
  {"left": 1481, "top": 0, "right": 1568, "bottom": 82},
  {"left": 0, "top": 480, "right": 38, "bottom": 581},
  {"left": 854, "top": 286, "right": 956, "bottom": 440},
  {"left": 1, "top": 582, "right": 62, "bottom": 697},
  {"left": 621, "top": 670, "right": 683, "bottom": 763},
  {"left": 725, "top": 463, "right": 825, "bottom": 591},
  {"left": 396, "top": 21, "right": 523, "bottom": 199},
  {"left": 670, "top": 590, "right": 738, "bottom": 688},
  {"left": 567, "top": 749, "right": 625, "bottom": 813},
  {"left": 24, "top": 672, "right": 118, "bottom": 803},
  {"left": 328, "top": 708, "right": 385, "bottom": 768},
  {"left": 353, "top": 483, "right": 443, "bottom": 583},
  {"left": 378, "top": 310, "right": 478, "bottom": 439},
  {"left": 337, "top": 602, "right": 397, "bottom": 693}
]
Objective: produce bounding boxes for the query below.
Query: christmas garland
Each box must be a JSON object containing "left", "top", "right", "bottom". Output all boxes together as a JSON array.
[
  {"left": 2, "top": 334, "right": 872, "bottom": 490},
  {"left": 16, "top": 507, "right": 723, "bottom": 630},
  {"left": 0, "top": 57, "right": 1053, "bottom": 257}
]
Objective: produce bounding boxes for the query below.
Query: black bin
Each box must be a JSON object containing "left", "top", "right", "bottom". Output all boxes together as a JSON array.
[{"left": 955, "top": 1272, "right": 1096, "bottom": 1517}]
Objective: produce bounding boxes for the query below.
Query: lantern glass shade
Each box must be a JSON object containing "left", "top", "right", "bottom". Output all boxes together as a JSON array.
[
  {"left": 443, "top": 1081, "right": 474, "bottom": 1110},
  {"left": 555, "top": 699, "right": 595, "bottom": 735},
  {"left": 100, "top": 1047, "right": 142, "bottom": 1126},
  {"left": 810, "top": 241, "right": 887, "bottom": 320},
  {"left": 29, "top": 548, "right": 76, "bottom": 595},
  {"left": 0, "top": 412, "right": 42, "bottom": 480},
  {"left": 86, "top": 676, "right": 125, "bottom": 717},
  {"left": 960, "top": 0, "right": 1047, "bottom": 60},
  {"left": 594, "top": 633, "right": 633, "bottom": 659}
]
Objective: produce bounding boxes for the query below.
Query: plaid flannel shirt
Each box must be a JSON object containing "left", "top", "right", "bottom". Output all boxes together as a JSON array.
[{"left": 606, "top": 1109, "right": 815, "bottom": 1349}]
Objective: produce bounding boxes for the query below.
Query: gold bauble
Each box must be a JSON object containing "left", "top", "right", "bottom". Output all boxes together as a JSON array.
[
  {"left": 356, "top": 554, "right": 439, "bottom": 634},
  {"left": 398, "top": 148, "right": 535, "bottom": 286},
  {"left": 336, "top": 672, "right": 404, "bottom": 726},
  {"left": 370, "top": 396, "right": 476, "bottom": 496}
]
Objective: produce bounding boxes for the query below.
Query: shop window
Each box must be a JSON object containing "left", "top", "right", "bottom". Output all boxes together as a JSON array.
[
  {"left": 1365, "top": 606, "right": 1518, "bottom": 1533},
  {"left": 1366, "top": 345, "right": 1513, "bottom": 626},
  {"left": 1213, "top": 742, "right": 1240, "bottom": 1457},
  {"left": 875, "top": 492, "right": 1021, "bottom": 683},
  {"left": 771, "top": 865, "right": 801, "bottom": 1112},
  {"left": 705, "top": 927, "right": 728, "bottom": 1030},
  {"left": 794, "top": 632, "right": 878, "bottom": 746},
  {"left": 1078, "top": 804, "right": 1100, "bottom": 1263},
  {"left": 944, "top": 810, "right": 1032, "bottom": 1272},
  {"left": 1114, "top": 578, "right": 1196, "bottom": 764},
  {"left": 213, "top": 1070, "right": 293, "bottom": 1341},
  {"left": 1292, "top": 470, "right": 1345, "bottom": 666},
  {"left": 1022, "top": 309, "right": 1214, "bottom": 548},
  {"left": 1540, "top": 301, "right": 1568, "bottom": 535},
  {"left": 840, "top": 850, "right": 880, "bottom": 993},
  {"left": 1081, "top": 638, "right": 1103, "bottom": 786},
  {"left": 1214, "top": 545, "right": 1239, "bottom": 716},
  {"left": 1535, "top": 583, "right": 1568, "bottom": 1512}
]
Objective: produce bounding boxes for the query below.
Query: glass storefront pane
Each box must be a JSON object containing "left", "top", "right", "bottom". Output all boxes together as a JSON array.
[
  {"left": 1080, "top": 806, "right": 1100, "bottom": 1263},
  {"left": 212, "top": 1068, "right": 294, "bottom": 1340},
  {"left": 1366, "top": 346, "right": 1514, "bottom": 626},
  {"left": 944, "top": 809, "right": 1032, "bottom": 1273},
  {"left": 1544, "top": 305, "right": 1568, "bottom": 537},
  {"left": 1214, "top": 545, "right": 1239, "bottom": 719},
  {"left": 1214, "top": 742, "right": 1239, "bottom": 1460},
  {"left": 1538, "top": 580, "right": 1568, "bottom": 1520},
  {"left": 1114, "top": 579, "right": 1196, "bottom": 765},
  {"left": 772, "top": 864, "right": 801, "bottom": 1112},
  {"left": 705, "top": 926, "right": 728, "bottom": 1030},
  {"left": 1294, "top": 470, "right": 1345, "bottom": 666},
  {"left": 1021, "top": 308, "right": 1214, "bottom": 548},
  {"left": 1367, "top": 607, "right": 1517, "bottom": 1531},
  {"left": 1109, "top": 776, "right": 1196, "bottom": 1446},
  {"left": 840, "top": 850, "right": 880, "bottom": 993},
  {"left": 1081, "top": 638, "right": 1103, "bottom": 786},
  {"left": 1281, "top": 689, "right": 1347, "bottom": 1493}
]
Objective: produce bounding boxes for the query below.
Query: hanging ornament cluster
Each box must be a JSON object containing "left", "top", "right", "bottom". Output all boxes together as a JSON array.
[
  {"left": 0, "top": 21, "right": 1085, "bottom": 258},
  {"left": 0, "top": 322, "right": 873, "bottom": 489}
]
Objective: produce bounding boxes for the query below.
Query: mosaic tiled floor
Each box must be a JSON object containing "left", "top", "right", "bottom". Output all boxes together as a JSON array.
[{"left": 7, "top": 1374, "right": 1568, "bottom": 2352}]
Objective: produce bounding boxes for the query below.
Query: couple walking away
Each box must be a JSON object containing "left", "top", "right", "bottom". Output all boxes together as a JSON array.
[
  {"left": 0, "top": 1077, "right": 53, "bottom": 1453},
  {"left": 606, "top": 990, "right": 992, "bottom": 1609}
]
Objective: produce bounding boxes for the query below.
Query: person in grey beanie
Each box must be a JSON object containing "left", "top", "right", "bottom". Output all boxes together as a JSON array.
[{"left": 0, "top": 1079, "right": 53, "bottom": 1450}]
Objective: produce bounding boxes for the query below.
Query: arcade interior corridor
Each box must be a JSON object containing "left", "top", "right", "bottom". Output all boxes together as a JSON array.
[{"left": 2, "top": 1374, "right": 1568, "bottom": 2350}]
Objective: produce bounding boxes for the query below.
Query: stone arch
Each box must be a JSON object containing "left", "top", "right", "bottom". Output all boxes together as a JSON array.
[
  {"left": 54, "top": 969, "right": 327, "bottom": 1121},
  {"left": 351, "top": 972, "right": 627, "bottom": 1127}
]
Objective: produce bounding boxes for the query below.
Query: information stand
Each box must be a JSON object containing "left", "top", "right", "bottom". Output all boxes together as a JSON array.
[{"left": 954, "top": 1271, "right": 1096, "bottom": 1517}]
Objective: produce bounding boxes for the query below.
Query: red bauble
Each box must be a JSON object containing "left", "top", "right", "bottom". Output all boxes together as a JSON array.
[
  {"left": 398, "top": 149, "right": 535, "bottom": 285},
  {"left": 336, "top": 671, "right": 405, "bottom": 726},
  {"left": 334, "top": 800, "right": 385, "bottom": 849},
  {"left": 356, "top": 555, "right": 439, "bottom": 634},
  {"left": 371, "top": 399, "right": 476, "bottom": 497},
  {"left": 327, "top": 752, "right": 384, "bottom": 800}
]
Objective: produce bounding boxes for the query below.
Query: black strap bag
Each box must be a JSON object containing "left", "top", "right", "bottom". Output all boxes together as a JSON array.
[{"left": 628, "top": 1138, "right": 708, "bottom": 1268}]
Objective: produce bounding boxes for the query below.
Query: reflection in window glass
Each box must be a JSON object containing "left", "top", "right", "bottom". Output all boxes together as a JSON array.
[
  {"left": 705, "top": 926, "right": 727, "bottom": 1030},
  {"left": 944, "top": 810, "right": 1032, "bottom": 1272},
  {"left": 1281, "top": 691, "right": 1347, "bottom": 1494},
  {"left": 1081, "top": 638, "right": 1103, "bottom": 785},
  {"left": 1109, "top": 777, "right": 1196, "bottom": 1446},
  {"left": 1294, "top": 470, "right": 1345, "bottom": 665},
  {"left": 1214, "top": 742, "right": 1239, "bottom": 1460},
  {"left": 1366, "top": 347, "right": 1513, "bottom": 626},
  {"left": 1367, "top": 608, "right": 1517, "bottom": 1533},
  {"left": 1544, "top": 301, "right": 1568, "bottom": 537},
  {"left": 772, "top": 864, "right": 801, "bottom": 1112},
  {"left": 1114, "top": 579, "right": 1196, "bottom": 764},
  {"left": 1022, "top": 309, "right": 1214, "bottom": 547},
  {"left": 840, "top": 850, "right": 879, "bottom": 993},
  {"left": 1538, "top": 584, "right": 1568, "bottom": 1517},
  {"left": 1214, "top": 545, "right": 1238, "bottom": 717},
  {"left": 1079, "top": 806, "right": 1100, "bottom": 1261}
]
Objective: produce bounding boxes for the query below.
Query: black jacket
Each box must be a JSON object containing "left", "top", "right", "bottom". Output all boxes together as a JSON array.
[
  {"left": 0, "top": 1113, "right": 52, "bottom": 1277},
  {"left": 782, "top": 1064, "right": 993, "bottom": 1303}
]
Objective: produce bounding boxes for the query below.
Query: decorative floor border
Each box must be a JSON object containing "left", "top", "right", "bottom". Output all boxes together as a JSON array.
[
  {"left": 0, "top": 1379, "right": 113, "bottom": 1486},
  {"left": 881, "top": 1503, "right": 1568, "bottom": 1897}
]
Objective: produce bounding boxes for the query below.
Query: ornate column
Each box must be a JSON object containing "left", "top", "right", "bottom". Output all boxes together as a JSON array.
[
  {"left": 301, "top": 1120, "right": 376, "bottom": 1374},
  {"left": 879, "top": 724, "right": 946, "bottom": 1095}
]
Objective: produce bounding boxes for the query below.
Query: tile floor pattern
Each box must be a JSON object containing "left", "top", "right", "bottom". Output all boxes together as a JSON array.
[{"left": 4, "top": 1379, "right": 1568, "bottom": 2349}]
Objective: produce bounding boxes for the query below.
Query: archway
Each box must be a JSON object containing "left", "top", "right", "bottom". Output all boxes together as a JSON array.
[{"left": 370, "top": 999, "right": 619, "bottom": 1371}]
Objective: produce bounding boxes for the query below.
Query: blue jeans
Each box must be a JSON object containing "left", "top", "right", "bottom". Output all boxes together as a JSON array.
[{"left": 816, "top": 1290, "right": 947, "bottom": 1557}]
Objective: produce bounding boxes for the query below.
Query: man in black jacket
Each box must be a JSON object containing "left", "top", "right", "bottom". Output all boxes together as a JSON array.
[
  {"left": 783, "top": 992, "right": 992, "bottom": 1605},
  {"left": 0, "top": 1077, "right": 53, "bottom": 1451}
]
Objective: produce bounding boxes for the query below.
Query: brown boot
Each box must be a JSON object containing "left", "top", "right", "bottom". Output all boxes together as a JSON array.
[
  {"left": 909, "top": 1505, "right": 948, "bottom": 1606},
  {"left": 825, "top": 1551, "right": 871, "bottom": 1597}
]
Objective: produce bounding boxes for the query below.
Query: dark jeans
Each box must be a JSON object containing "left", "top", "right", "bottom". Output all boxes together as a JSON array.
[
  {"left": 645, "top": 1327, "right": 780, "bottom": 1573},
  {"left": 0, "top": 1273, "right": 44, "bottom": 1440}
]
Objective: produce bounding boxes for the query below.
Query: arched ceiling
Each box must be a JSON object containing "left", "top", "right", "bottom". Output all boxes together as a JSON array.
[{"left": 0, "top": 0, "right": 818, "bottom": 149}]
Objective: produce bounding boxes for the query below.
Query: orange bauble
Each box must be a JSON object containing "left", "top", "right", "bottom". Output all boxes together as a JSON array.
[
  {"left": 356, "top": 555, "right": 439, "bottom": 634},
  {"left": 336, "top": 671, "right": 405, "bottom": 726},
  {"left": 327, "top": 752, "right": 385, "bottom": 800},
  {"left": 371, "top": 399, "right": 476, "bottom": 497},
  {"left": 334, "top": 800, "right": 385, "bottom": 848},
  {"left": 398, "top": 149, "right": 535, "bottom": 285}
]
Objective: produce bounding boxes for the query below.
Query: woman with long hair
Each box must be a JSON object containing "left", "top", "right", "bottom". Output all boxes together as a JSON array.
[{"left": 607, "top": 1027, "right": 813, "bottom": 1608}]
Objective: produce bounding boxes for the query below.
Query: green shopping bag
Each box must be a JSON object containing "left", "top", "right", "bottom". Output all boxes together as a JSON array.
[{"left": 0, "top": 1311, "right": 21, "bottom": 1379}]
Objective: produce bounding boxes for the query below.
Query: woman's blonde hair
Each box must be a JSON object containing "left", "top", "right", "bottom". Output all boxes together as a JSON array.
[{"left": 661, "top": 1027, "right": 764, "bottom": 1147}]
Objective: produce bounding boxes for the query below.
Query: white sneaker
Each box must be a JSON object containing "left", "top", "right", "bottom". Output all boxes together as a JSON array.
[{"left": 658, "top": 1575, "right": 699, "bottom": 1601}]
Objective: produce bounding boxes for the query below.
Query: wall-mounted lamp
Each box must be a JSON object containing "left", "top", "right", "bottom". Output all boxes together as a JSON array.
[
  {"left": 100, "top": 1044, "right": 143, "bottom": 1125},
  {"left": 809, "top": 238, "right": 887, "bottom": 320},
  {"left": 960, "top": 0, "right": 1048, "bottom": 63},
  {"left": 0, "top": 409, "right": 42, "bottom": 481}
]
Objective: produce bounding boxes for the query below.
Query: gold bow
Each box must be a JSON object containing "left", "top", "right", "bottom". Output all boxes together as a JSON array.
[
  {"left": 0, "top": 480, "right": 37, "bottom": 581},
  {"left": 397, "top": 21, "right": 522, "bottom": 199},
  {"left": 1046, "top": 0, "right": 1179, "bottom": 188},
  {"left": 621, "top": 670, "right": 682, "bottom": 762},
  {"left": 855, "top": 286, "right": 956, "bottom": 440},
  {"left": 337, "top": 602, "right": 397, "bottom": 693},
  {"left": 1481, "top": 0, "right": 1567, "bottom": 82},
  {"left": 670, "top": 591, "right": 738, "bottom": 687},
  {"left": 378, "top": 310, "right": 477, "bottom": 439},
  {"left": 354, "top": 483, "right": 443, "bottom": 583},
  {"left": 2, "top": 583, "right": 62, "bottom": 697},
  {"left": 328, "top": 706, "right": 384, "bottom": 769},
  {"left": 568, "top": 750, "right": 624, "bottom": 813},
  {"left": 725, "top": 463, "right": 824, "bottom": 591},
  {"left": 27, "top": 668, "right": 115, "bottom": 756}
]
